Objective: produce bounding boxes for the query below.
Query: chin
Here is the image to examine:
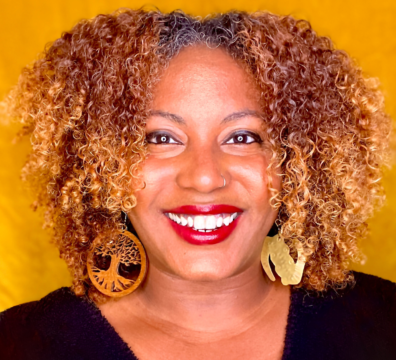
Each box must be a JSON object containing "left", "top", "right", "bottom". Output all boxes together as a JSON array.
[{"left": 175, "top": 259, "right": 236, "bottom": 282}]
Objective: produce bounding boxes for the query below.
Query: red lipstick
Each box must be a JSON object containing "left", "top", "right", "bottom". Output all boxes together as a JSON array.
[
  {"left": 165, "top": 204, "right": 243, "bottom": 215},
  {"left": 164, "top": 204, "right": 243, "bottom": 245}
]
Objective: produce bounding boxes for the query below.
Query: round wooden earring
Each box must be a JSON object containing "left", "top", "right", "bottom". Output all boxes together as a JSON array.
[{"left": 87, "top": 231, "right": 147, "bottom": 297}]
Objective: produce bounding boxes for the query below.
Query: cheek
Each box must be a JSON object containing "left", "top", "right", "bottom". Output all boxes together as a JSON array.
[
  {"left": 141, "top": 158, "right": 172, "bottom": 186},
  {"left": 133, "top": 157, "right": 176, "bottom": 202},
  {"left": 228, "top": 154, "right": 270, "bottom": 195}
]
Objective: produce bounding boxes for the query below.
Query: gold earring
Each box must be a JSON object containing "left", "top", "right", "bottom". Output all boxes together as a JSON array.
[
  {"left": 261, "top": 233, "right": 305, "bottom": 286},
  {"left": 87, "top": 230, "right": 147, "bottom": 297}
]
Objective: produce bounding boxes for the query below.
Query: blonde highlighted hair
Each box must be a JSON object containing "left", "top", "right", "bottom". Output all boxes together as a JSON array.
[{"left": 5, "top": 9, "right": 392, "bottom": 303}]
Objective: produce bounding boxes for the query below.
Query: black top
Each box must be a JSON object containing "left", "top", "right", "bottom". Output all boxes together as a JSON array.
[{"left": 1, "top": 271, "right": 395, "bottom": 359}]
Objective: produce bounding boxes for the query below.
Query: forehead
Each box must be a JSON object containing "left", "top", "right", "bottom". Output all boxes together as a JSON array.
[{"left": 151, "top": 45, "right": 261, "bottom": 111}]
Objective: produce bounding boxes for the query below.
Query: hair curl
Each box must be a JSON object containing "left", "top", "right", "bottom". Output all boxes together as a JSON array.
[{"left": 5, "top": 9, "right": 392, "bottom": 303}]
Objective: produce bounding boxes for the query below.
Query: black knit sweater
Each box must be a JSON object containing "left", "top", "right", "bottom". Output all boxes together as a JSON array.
[{"left": 1, "top": 271, "right": 395, "bottom": 359}]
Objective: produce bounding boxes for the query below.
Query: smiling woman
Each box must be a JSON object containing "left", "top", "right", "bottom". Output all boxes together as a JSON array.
[
  {"left": 0, "top": 8, "right": 395, "bottom": 360},
  {"left": 130, "top": 46, "right": 279, "bottom": 274}
]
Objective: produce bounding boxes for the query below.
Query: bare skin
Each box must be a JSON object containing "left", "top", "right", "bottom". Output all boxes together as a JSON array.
[{"left": 99, "top": 45, "right": 290, "bottom": 360}]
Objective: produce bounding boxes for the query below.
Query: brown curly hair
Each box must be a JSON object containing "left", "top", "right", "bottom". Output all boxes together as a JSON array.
[{"left": 5, "top": 8, "right": 392, "bottom": 303}]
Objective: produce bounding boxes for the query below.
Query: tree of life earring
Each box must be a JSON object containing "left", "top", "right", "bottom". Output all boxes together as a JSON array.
[{"left": 87, "top": 212, "right": 148, "bottom": 297}]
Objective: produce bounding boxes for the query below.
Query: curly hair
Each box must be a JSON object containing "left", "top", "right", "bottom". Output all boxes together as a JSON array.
[{"left": 4, "top": 9, "right": 392, "bottom": 303}]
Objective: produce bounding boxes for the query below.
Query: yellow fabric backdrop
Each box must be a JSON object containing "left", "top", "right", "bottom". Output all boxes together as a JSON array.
[{"left": 1, "top": 0, "right": 395, "bottom": 311}]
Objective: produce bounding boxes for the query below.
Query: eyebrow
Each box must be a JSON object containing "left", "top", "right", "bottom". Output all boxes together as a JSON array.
[{"left": 148, "top": 109, "right": 263, "bottom": 125}]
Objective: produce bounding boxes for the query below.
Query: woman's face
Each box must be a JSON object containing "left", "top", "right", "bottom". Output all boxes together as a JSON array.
[{"left": 128, "top": 45, "right": 281, "bottom": 282}]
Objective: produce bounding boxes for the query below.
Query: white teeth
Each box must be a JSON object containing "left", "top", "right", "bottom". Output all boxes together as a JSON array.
[
  {"left": 205, "top": 215, "right": 217, "bottom": 229},
  {"left": 167, "top": 212, "right": 241, "bottom": 230},
  {"left": 194, "top": 215, "right": 205, "bottom": 230},
  {"left": 229, "top": 212, "right": 238, "bottom": 224},
  {"left": 180, "top": 215, "right": 188, "bottom": 226}
]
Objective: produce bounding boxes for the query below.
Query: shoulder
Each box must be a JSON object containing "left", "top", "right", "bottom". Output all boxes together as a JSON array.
[
  {"left": 1, "top": 286, "right": 86, "bottom": 317},
  {"left": 0, "top": 287, "right": 135, "bottom": 360},
  {"left": 347, "top": 271, "right": 396, "bottom": 311},
  {"left": 0, "top": 287, "right": 92, "bottom": 332},
  {"left": 0, "top": 288, "right": 84, "bottom": 359},
  {"left": 284, "top": 271, "right": 396, "bottom": 360},
  {"left": 309, "top": 271, "right": 396, "bottom": 312},
  {"left": 291, "top": 271, "right": 396, "bottom": 316},
  {"left": 352, "top": 270, "right": 396, "bottom": 293}
]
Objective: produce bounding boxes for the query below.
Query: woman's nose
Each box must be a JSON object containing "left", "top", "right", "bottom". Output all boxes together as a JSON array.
[{"left": 175, "top": 146, "right": 225, "bottom": 193}]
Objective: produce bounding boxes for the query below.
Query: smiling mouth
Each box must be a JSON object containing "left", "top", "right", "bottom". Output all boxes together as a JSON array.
[
  {"left": 164, "top": 212, "right": 242, "bottom": 245},
  {"left": 165, "top": 212, "right": 241, "bottom": 232}
]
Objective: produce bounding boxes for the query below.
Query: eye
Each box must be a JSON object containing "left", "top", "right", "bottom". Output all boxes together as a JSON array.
[
  {"left": 225, "top": 131, "right": 263, "bottom": 145},
  {"left": 145, "top": 132, "right": 181, "bottom": 145}
]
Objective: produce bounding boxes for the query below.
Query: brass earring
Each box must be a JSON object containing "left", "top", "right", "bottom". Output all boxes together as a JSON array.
[
  {"left": 261, "top": 232, "right": 305, "bottom": 286},
  {"left": 87, "top": 216, "right": 147, "bottom": 297}
]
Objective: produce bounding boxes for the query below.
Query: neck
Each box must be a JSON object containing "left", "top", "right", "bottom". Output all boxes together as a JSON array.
[{"left": 114, "top": 262, "right": 289, "bottom": 341}]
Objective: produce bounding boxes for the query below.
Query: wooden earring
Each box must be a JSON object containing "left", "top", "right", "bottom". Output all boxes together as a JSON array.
[
  {"left": 261, "top": 234, "right": 305, "bottom": 286},
  {"left": 87, "top": 230, "right": 147, "bottom": 297}
]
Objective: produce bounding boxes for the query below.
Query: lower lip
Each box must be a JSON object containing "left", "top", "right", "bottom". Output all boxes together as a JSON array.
[{"left": 167, "top": 215, "right": 241, "bottom": 245}]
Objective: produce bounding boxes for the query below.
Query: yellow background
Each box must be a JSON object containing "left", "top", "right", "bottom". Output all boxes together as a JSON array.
[{"left": 1, "top": 0, "right": 395, "bottom": 311}]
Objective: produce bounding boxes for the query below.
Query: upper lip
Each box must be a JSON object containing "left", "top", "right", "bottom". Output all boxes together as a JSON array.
[{"left": 163, "top": 204, "right": 244, "bottom": 215}]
